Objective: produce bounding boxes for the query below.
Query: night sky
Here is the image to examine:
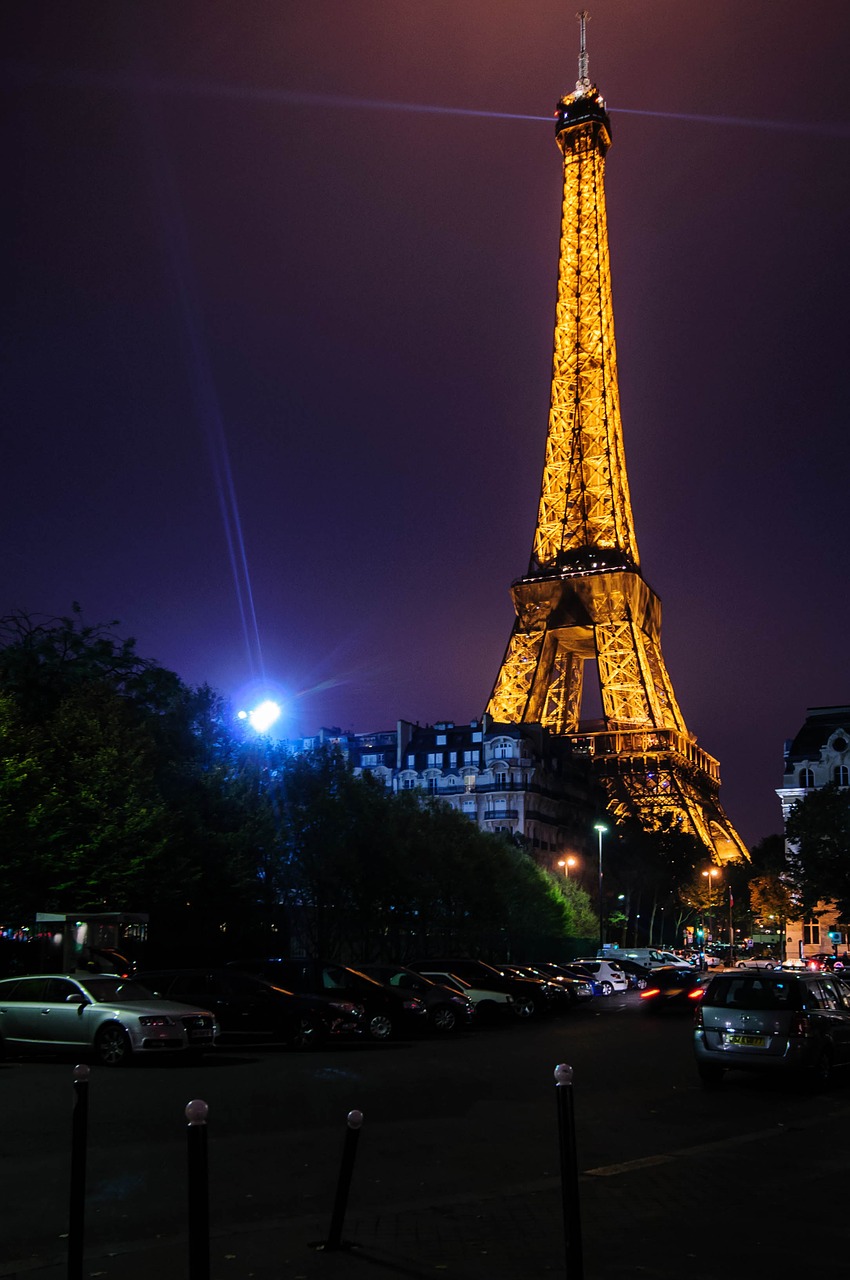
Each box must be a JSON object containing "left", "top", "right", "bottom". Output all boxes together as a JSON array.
[{"left": 4, "top": 1, "right": 850, "bottom": 850}]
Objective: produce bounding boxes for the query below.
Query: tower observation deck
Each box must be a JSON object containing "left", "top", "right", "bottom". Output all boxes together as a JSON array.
[{"left": 486, "top": 16, "right": 746, "bottom": 861}]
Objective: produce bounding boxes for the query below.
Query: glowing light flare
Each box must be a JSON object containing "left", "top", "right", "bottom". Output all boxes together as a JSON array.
[{"left": 245, "top": 700, "right": 282, "bottom": 734}]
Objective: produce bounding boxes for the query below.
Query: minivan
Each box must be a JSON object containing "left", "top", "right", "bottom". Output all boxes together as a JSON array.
[{"left": 694, "top": 968, "right": 850, "bottom": 1088}]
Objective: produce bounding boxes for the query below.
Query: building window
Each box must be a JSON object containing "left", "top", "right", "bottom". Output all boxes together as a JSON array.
[
  {"left": 449, "top": 752, "right": 457, "bottom": 767},
  {"left": 834, "top": 766, "right": 849, "bottom": 786},
  {"left": 402, "top": 779, "right": 415, "bottom": 790},
  {"left": 803, "top": 918, "right": 820, "bottom": 947},
  {"left": 464, "top": 750, "right": 480, "bottom": 766},
  {"left": 799, "top": 768, "right": 815, "bottom": 789},
  {"left": 493, "top": 743, "right": 515, "bottom": 759},
  {"left": 406, "top": 755, "right": 415, "bottom": 768},
  {"left": 360, "top": 754, "right": 378, "bottom": 767},
  {"left": 427, "top": 752, "right": 443, "bottom": 768},
  {"left": 436, "top": 734, "right": 446, "bottom": 746}
]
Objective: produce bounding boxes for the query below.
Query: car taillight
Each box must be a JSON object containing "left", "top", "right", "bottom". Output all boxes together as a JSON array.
[
  {"left": 688, "top": 987, "right": 705, "bottom": 1000},
  {"left": 639, "top": 988, "right": 660, "bottom": 999},
  {"left": 693, "top": 1004, "right": 704, "bottom": 1027}
]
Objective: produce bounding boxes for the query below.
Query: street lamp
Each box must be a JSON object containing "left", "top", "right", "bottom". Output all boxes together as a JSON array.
[
  {"left": 701, "top": 867, "right": 720, "bottom": 961},
  {"left": 594, "top": 823, "right": 608, "bottom": 954},
  {"left": 557, "top": 856, "right": 577, "bottom": 879}
]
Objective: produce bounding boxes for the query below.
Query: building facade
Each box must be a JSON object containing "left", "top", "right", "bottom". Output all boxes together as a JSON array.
[
  {"left": 286, "top": 715, "right": 603, "bottom": 873},
  {"left": 776, "top": 706, "right": 850, "bottom": 961}
]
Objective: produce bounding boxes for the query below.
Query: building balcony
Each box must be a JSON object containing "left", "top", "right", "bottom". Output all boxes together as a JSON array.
[{"left": 483, "top": 809, "right": 519, "bottom": 821}]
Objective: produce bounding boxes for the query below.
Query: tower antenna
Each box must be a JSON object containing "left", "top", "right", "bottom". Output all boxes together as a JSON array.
[{"left": 576, "top": 10, "right": 591, "bottom": 94}]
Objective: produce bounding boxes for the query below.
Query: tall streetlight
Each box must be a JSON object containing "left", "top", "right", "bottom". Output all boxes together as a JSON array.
[
  {"left": 594, "top": 823, "right": 608, "bottom": 954},
  {"left": 701, "top": 867, "right": 720, "bottom": 962}
]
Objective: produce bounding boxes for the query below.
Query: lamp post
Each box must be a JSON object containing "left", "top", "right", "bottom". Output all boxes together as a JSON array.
[
  {"left": 557, "top": 856, "right": 577, "bottom": 879},
  {"left": 594, "top": 823, "right": 607, "bottom": 954},
  {"left": 701, "top": 867, "right": 720, "bottom": 965}
]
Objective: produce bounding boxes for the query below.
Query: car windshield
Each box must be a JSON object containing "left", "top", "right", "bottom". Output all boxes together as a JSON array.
[{"left": 78, "top": 978, "right": 155, "bottom": 1003}]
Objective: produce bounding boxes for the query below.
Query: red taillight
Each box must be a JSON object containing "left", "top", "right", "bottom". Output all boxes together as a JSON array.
[
  {"left": 640, "top": 988, "right": 660, "bottom": 999},
  {"left": 694, "top": 1004, "right": 704, "bottom": 1027},
  {"left": 687, "top": 987, "right": 704, "bottom": 1000}
]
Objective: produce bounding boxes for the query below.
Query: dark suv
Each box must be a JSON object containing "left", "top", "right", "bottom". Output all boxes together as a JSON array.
[
  {"left": 136, "top": 967, "right": 364, "bottom": 1047},
  {"left": 229, "top": 958, "right": 428, "bottom": 1041},
  {"left": 694, "top": 968, "right": 850, "bottom": 1089}
]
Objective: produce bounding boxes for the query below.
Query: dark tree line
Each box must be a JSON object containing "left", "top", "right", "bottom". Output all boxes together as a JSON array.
[{"left": 0, "top": 610, "right": 596, "bottom": 963}]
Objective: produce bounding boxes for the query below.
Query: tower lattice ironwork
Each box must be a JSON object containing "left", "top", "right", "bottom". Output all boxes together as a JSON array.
[{"left": 486, "top": 16, "right": 746, "bottom": 862}]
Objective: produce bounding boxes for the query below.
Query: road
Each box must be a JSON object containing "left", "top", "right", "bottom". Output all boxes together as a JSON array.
[{"left": 3, "top": 989, "right": 849, "bottom": 1274}]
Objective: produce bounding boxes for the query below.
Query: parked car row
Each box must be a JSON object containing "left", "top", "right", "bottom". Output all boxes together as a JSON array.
[{"left": 0, "top": 952, "right": 638, "bottom": 1068}]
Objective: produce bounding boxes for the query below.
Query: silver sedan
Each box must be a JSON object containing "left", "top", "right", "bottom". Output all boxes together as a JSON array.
[{"left": 0, "top": 973, "right": 218, "bottom": 1065}]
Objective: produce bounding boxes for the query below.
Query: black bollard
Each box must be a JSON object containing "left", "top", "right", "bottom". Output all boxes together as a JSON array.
[
  {"left": 554, "top": 1063, "right": 583, "bottom": 1280},
  {"left": 186, "top": 1099, "right": 210, "bottom": 1280},
  {"left": 323, "top": 1108, "right": 364, "bottom": 1252},
  {"left": 68, "top": 1063, "right": 90, "bottom": 1280}
]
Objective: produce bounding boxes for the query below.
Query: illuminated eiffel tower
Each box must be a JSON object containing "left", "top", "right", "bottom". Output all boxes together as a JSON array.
[{"left": 486, "top": 15, "right": 746, "bottom": 862}]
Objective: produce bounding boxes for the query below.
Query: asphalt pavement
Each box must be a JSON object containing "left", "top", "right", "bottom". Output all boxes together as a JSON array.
[{"left": 7, "top": 1084, "right": 850, "bottom": 1280}]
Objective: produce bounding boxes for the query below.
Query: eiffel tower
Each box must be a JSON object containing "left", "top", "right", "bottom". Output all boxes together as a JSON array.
[{"left": 486, "top": 14, "right": 746, "bottom": 862}]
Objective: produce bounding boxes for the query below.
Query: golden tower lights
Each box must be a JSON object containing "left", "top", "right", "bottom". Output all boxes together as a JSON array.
[{"left": 486, "top": 15, "right": 746, "bottom": 862}]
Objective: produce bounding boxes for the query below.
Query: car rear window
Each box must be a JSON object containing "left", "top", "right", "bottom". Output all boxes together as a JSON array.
[{"left": 704, "top": 975, "right": 801, "bottom": 1010}]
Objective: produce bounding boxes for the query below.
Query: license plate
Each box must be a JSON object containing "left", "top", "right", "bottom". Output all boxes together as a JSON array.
[{"left": 726, "top": 1033, "right": 767, "bottom": 1047}]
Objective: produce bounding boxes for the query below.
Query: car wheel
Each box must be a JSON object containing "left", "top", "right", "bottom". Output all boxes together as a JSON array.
[
  {"left": 637, "top": 979, "right": 648, "bottom": 990},
  {"left": 513, "top": 998, "right": 535, "bottom": 1018},
  {"left": 290, "top": 1016, "right": 325, "bottom": 1050},
  {"left": 430, "top": 1005, "right": 459, "bottom": 1034},
  {"left": 94, "top": 1023, "right": 131, "bottom": 1067},
  {"left": 367, "top": 1013, "right": 393, "bottom": 1041},
  {"left": 600, "top": 981, "right": 613, "bottom": 996},
  {"left": 697, "top": 1063, "right": 724, "bottom": 1089}
]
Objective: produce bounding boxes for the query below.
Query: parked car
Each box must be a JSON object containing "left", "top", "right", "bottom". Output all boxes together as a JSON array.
[
  {"left": 570, "top": 959, "right": 629, "bottom": 996},
  {"left": 501, "top": 964, "right": 574, "bottom": 1014},
  {"left": 609, "top": 958, "right": 651, "bottom": 990},
  {"left": 360, "top": 965, "right": 474, "bottom": 1034},
  {"left": 694, "top": 969, "right": 850, "bottom": 1089},
  {"left": 228, "top": 958, "right": 427, "bottom": 1041},
  {"left": 638, "top": 965, "right": 707, "bottom": 1012},
  {"left": 0, "top": 973, "right": 218, "bottom": 1065},
  {"left": 135, "top": 968, "right": 364, "bottom": 1047},
  {"left": 527, "top": 962, "right": 595, "bottom": 1002},
  {"left": 411, "top": 969, "right": 516, "bottom": 1020},
  {"left": 409, "top": 959, "right": 540, "bottom": 1018}
]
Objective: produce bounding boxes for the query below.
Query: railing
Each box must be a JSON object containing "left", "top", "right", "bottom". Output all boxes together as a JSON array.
[{"left": 570, "top": 726, "right": 720, "bottom": 782}]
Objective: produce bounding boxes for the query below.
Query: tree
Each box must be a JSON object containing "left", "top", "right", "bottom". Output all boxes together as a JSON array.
[{"left": 785, "top": 783, "right": 850, "bottom": 918}]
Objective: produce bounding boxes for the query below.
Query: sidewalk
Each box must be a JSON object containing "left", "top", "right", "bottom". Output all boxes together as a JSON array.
[{"left": 9, "top": 1098, "right": 850, "bottom": 1279}]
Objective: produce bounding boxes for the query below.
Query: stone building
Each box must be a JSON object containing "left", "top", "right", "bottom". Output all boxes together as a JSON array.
[{"left": 776, "top": 705, "right": 850, "bottom": 961}]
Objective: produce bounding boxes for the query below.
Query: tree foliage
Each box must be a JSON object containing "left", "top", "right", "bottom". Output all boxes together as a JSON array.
[{"left": 785, "top": 783, "right": 850, "bottom": 918}]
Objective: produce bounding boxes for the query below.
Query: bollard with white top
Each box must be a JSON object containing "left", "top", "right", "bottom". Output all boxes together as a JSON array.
[
  {"left": 320, "top": 1108, "right": 364, "bottom": 1252},
  {"left": 554, "top": 1063, "right": 583, "bottom": 1279},
  {"left": 68, "top": 1063, "right": 90, "bottom": 1280},
  {"left": 186, "top": 1099, "right": 210, "bottom": 1280}
]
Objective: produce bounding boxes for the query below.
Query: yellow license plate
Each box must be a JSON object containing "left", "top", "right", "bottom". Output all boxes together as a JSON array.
[{"left": 727, "top": 1034, "right": 767, "bottom": 1047}]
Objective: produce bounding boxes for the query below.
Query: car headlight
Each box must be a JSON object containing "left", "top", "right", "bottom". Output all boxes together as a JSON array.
[{"left": 138, "top": 1015, "right": 174, "bottom": 1027}]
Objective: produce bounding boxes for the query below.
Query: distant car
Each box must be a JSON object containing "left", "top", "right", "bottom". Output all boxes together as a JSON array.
[
  {"left": 570, "top": 959, "right": 629, "bottom": 996},
  {"left": 609, "top": 958, "right": 651, "bottom": 990},
  {"left": 499, "top": 965, "right": 574, "bottom": 1014},
  {"left": 408, "top": 959, "right": 540, "bottom": 1018},
  {"left": 136, "top": 968, "right": 364, "bottom": 1047},
  {"left": 412, "top": 969, "right": 516, "bottom": 1020},
  {"left": 638, "top": 965, "right": 707, "bottom": 1012},
  {"left": 229, "top": 958, "right": 427, "bottom": 1041},
  {"left": 694, "top": 969, "right": 850, "bottom": 1089},
  {"left": 526, "top": 962, "right": 595, "bottom": 1002},
  {"left": 0, "top": 973, "right": 218, "bottom": 1065},
  {"left": 360, "top": 965, "right": 474, "bottom": 1034}
]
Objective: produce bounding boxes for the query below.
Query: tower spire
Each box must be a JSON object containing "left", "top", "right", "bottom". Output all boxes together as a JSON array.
[{"left": 576, "top": 10, "right": 591, "bottom": 95}]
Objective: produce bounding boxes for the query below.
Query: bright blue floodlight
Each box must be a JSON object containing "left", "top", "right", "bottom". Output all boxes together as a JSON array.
[{"left": 238, "top": 699, "right": 282, "bottom": 734}]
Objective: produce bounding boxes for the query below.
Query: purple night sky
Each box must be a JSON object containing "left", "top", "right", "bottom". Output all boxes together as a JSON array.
[{"left": 4, "top": 1, "right": 850, "bottom": 849}]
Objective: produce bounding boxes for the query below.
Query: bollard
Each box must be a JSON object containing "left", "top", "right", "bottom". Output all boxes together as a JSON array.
[
  {"left": 554, "top": 1063, "right": 583, "bottom": 1280},
  {"left": 186, "top": 1099, "right": 210, "bottom": 1280},
  {"left": 323, "top": 1108, "right": 364, "bottom": 1252},
  {"left": 68, "top": 1063, "right": 90, "bottom": 1280}
]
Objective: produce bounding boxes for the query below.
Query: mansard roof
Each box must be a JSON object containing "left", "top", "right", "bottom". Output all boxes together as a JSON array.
[{"left": 784, "top": 706, "right": 850, "bottom": 767}]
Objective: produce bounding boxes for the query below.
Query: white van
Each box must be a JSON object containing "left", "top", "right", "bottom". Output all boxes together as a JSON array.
[{"left": 598, "top": 947, "right": 693, "bottom": 970}]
